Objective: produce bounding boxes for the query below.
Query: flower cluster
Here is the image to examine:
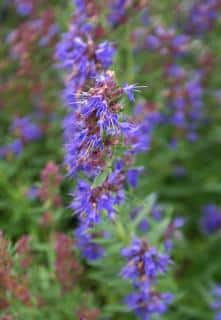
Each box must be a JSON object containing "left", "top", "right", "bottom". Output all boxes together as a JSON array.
[
  {"left": 54, "top": 233, "right": 82, "bottom": 292},
  {"left": 0, "top": 228, "right": 84, "bottom": 316},
  {"left": 57, "top": 35, "right": 114, "bottom": 86},
  {"left": 57, "top": 0, "right": 152, "bottom": 264},
  {"left": 131, "top": 0, "right": 220, "bottom": 144},
  {"left": 7, "top": 10, "right": 58, "bottom": 74},
  {"left": 15, "top": 235, "right": 33, "bottom": 269},
  {"left": 0, "top": 232, "right": 31, "bottom": 312},
  {"left": 2, "top": 0, "right": 221, "bottom": 318},
  {"left": 63, "top": 72, "right": 134, "bottom": 177},
  {"left": 121, "top": 239, "right": 173, "bottom": 319},
  {"left": 132, "top": 102, "right": 161, "bottom": 152},
  {"left": 185, "top": 0, "right": 220, "bottom": 35},
  {"left": 163, "top": 65, "right": 204, "bottom": 142},
  {"left": 0, "top": 0, "right": 60, "bottom": 164},
  {"left": 71, "top": 160, "right": 126, "bottom": 225},
  {"left": 56, "top": 2, "right": 175, "bottom": 318},
  {"left": 146, "top": 25, "right": 190, "bottom": 57},
  {"left": 11, "top": 116, "right": 42, "bottom": 143}
]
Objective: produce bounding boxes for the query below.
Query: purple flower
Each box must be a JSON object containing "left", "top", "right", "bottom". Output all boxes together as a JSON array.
[
  {"left": 121, "top": 238, "right": 173, "bottom": 319},
  {"left": 71, "top": 181, "right": 100, "bottom": 225},
  {"left": 172, "top": 111, "right": 186, "bottom": 128},
  {"left": 108, "top": 0, "right": 128, "bottom": 27},
  {"left": 26, "top": 186, "right": 39, "bottom": 199},
  {"left": 62, "top": 72, "right": 144, "bottom": 177},
  {"left": 146, "top": 26, "right": 189, "bottom": 56},
  {"left": 56, "top": 20, "right": 115, "bottom": 91},
  {"left": 121, "top": 121, "right": 150, "bottom": 154},
  {"left": 11, "top": 117, "right": 42, "bottom": 142},
  {"left": 125, "top": 290, "right": 173, "bottom": 319},
  {"left": 75, "top": 224, "right": 104, "bottom": 261},
  {"left": 171, "top": 35, "right": 189, "bottom": 53},
  {"left": 186, "top": 0, "right": 220, "bottom": 35},
  {"left": 166, "top": 65, "right": 186, "bottom": 79},
  {"left": 151, "top": 205, "right": 164, "bottom": 221},
  {"left": 138, "top": 219, "right": 150, "bottom": 233},
  {"left": 96, "top": 41, "right": 116, "bottom": 69},
  {"left": 74, "top": 0, "right": 87, "bottom": 14},
  {"left": 14, "top": 0, "right": 34, "bottom": 16},
  {"left": 71, "top": 164, "right": 126, "bottom": 225},
  {"left": 127, "top": 168, "right": 143, "bottom": 188},
  {"left": 58, "top": 0, "right": 149, "bottom": 268},
  {"left": 9, "top": 139, "right": 23, "bottom": 155},
  {"left": 121, "top": 239, "right": 172, "bottom": 286},
  {"left": 0, "top": 139, "right": 23, "bottom": 159},
  {"left": 144, "top": 247, "right": 172, "bottom": 278},
  {"left": 163, "top": 68, "right": 204, "bottom": 141},
  {"left": 201, "top": 204, "right": 221, "bottom": 234},
  {"left": 146, "top": 35, "right": 160, "bottom": 50}
]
